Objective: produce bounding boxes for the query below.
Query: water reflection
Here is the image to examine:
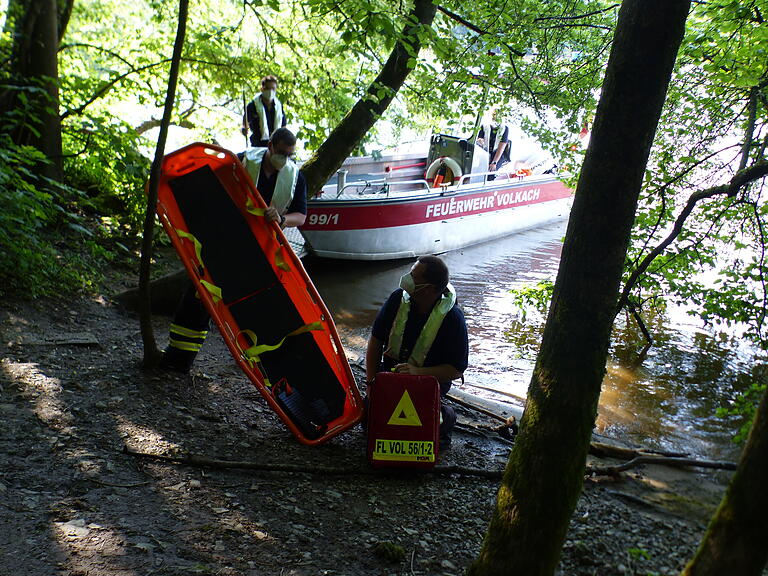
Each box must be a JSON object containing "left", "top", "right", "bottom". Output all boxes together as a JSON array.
[{"left": 304, "top": 221, "right": 764, "bottom": 460}]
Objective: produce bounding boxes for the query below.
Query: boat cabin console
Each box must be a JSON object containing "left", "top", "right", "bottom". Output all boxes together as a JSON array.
[{"left": 426, "top": 134, "right": 489, "bottom": 184}]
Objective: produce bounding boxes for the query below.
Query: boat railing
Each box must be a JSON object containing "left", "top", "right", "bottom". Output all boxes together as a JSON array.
[
  {"left": 455, "top": 171, "right": 532, "bottom": 189},
  {"left": 336, "top": 178, "right": 432, "bottom": 198},
  {"left": 330, "top": 172, "right": 546, "bottom": 198}
]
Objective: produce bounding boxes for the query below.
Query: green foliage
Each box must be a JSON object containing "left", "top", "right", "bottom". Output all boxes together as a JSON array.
[
  {"left": 717, "top": 377, "right": 767, "bottom": 444},
  {"left": 0, "top": 133, "right": 108, "bottom": 299},
  {"left": 62, "top": 115, "right": 151, "bottom": 235},
  {"left": 509, "top": 279, "right": 554, "bottom": 322},
  {"left": 620, "top": 0, "right": 768, "bottom": 357},
  {"left": 504, "top": 280, "right": 555, "bottom": 359}
]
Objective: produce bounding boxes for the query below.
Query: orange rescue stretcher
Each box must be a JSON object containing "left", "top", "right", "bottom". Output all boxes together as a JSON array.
[{"left": 156, "top": 143, "right": 364, "bottom": 445}]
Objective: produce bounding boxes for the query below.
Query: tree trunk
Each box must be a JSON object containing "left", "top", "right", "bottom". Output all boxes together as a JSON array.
[
  {"left": 681, "top": 387, "right": 768, "bottom": 576},
  {"left": 138, "top": 0, "right": 189, "bottom": 368},
  {"left": 468, "top": 2, "right": 690, "bottom": 574},
  {"left": 1, "top": 0, "right": 63, "bottom": 181},
  {"left": 300, "top": 0, "right": 437, "bottom": 196}
]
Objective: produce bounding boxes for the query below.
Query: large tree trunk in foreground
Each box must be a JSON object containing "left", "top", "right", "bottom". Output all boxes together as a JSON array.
[
  {"left": 468, "top": 1, "right": 690, "bottom": 574},
  {"left": 138, "top": 0, "right": 189, "bottom": 368},
  {"left": 300, "top": 0, "right": 437, "bottom": 196},
  {"left": 681, "top": 387, "right": 768, "bottom": 575},
  {"left": 1, "top": 0, "right": 63, "bottom": 181}
]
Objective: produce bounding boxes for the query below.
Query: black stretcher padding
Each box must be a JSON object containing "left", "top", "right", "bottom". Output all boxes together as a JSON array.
[
  {"left": 169, "top": 165, "right": 345, "bottom": 425},
  {"left": 228, "top": 294, "right": 346, "bottom": 419},
  {"left": 170, "top": 165, "right": 275, "bottom": 305}
]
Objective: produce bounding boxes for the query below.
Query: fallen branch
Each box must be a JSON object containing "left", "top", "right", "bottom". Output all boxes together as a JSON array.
[
  {"left": 87, "top": 478, "right": 151, "bottom": 488},
  {"left": 447, "top": 393, "right": 518, "bottom": 438},
  {"left": 587, "top": 455, "right": 737, "bottom": 476},
  {"left": 447, "top": 395, "right": 730, "bottom": 468},
  {"left": 122, "top": 446, "right": 503, "bottom": 479},
  {"left": 461, "top": 382, "right": 527, "bottom": 404},
  {"left": 447, "top": 392, "right": 513, "bottom": 423},
  {"left": 588, "top": 441, "right": 689, "bottom": 460}
]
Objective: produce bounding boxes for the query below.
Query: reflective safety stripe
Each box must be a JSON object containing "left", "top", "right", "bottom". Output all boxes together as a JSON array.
[
  {"left": 168, "top": 338, "right": 204, "bottom": 352},
  {"left": 170, "top": 324, "right": 208, "bottom": 339},
  {"left": 242, "top": 147, "right": 298, "bottom": 215},
  {"left": 169, "top": 323, "right": 208, "bottom": 353},
  {"left": 386, "top": 284, "right": 457, "bottom": 367},
  {"left": 253, "top": 96, "right": 283, "bottom": 143}
]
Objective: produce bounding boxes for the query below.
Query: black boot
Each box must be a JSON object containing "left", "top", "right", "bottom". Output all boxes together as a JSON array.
[{"left": 439, "top": 403, "right": 456, "bottom": 450}]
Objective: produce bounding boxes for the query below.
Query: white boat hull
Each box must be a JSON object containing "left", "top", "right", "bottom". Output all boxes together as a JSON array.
[{"left": 300, "top": 176, "right": 573, "bottom": 260}]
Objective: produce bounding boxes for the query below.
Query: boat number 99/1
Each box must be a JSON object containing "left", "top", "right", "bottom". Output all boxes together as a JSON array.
[{"left": 308, "top": 213, "right": 339, "bottom": 226}]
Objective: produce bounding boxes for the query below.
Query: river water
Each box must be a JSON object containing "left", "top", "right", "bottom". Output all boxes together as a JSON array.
[{"left": 302, "top": 220, "right": 763, "bottom": 461}]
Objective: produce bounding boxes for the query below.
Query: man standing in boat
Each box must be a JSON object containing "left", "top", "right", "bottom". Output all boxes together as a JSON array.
[
  {"left": 160, "top": 128, "right": 307, "bottom": 373},
  {"left": 365, "top": 256, "right": 469, "bottom": 448},
  {"left": 477, "top": 112, "right": 511, "bottom": 176},
  {"left": 243, "top": 75, "right": 287, "bottom": 148}
]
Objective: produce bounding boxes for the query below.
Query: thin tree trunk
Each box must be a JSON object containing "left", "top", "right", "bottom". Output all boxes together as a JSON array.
[
  {"left": 468, "top": 2, "right": 690, "bottom": 574},
  {"left": 300, "top": 0, "right": 437, "bottom": 196},
  {"left": 138, "top": 0, "right": 189, "bottom": 368},
  {"left": 58, "top": 0, "right": 75, "bottom": 41},
  {"left": 681, "top": 387, "right": 768, "bottom": 576}
]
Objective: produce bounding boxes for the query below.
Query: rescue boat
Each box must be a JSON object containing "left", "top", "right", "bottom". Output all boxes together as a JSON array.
[{"left": 299, "top": 133, "right": 573, "bottom": 261}]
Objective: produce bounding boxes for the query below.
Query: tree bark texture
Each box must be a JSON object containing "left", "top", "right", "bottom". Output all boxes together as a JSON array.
[
  {"left": 468, "top": 2, "right": 691, "bottom": 575},
  {"left": 138, "top": 0, "right": 189, "bottom": 368},
  {"left": 1, "top": 0, "right": 63, "bottom": 181},
  {"left": 300, "top": 0, "right": 437, "bottom": 197},
  {"left": 681, "top": 387, "right": 768, "bottom": 576}
]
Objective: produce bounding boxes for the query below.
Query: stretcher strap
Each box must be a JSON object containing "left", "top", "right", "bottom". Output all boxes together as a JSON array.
[
  {"left": 199, "top": 279, "right": 222, "bottom": 304},
  {"left": 175, "top": 229, "right": 203, "bottom": 267},
  {"left": 173, "top": 229, "right": 223, "bottom": 304},
  {"left": 238, "top": 321, "right": 324, "bottom": 382},
  {"left": 245, "top": 196, "right": 266, "bottom": 217},
  {"left": 274, "top": 236, "right": 290, "bottom": 271},
  {"left": 246, "top": 198, "right": 290, "bottom": 272}
]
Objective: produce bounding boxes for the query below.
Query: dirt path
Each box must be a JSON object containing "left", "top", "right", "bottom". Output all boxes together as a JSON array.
[{"left": 0, "top": 288, "right": 733, "bottom": 576}]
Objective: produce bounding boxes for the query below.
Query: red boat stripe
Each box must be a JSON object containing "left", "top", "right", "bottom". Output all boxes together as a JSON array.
[{"left": 301, "top": 180, "right": 571, "bottom": 231}]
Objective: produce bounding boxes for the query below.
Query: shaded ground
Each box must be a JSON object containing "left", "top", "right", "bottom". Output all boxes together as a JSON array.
[{"left": 0, "top": 272, "right": 738, "bottom": 576}]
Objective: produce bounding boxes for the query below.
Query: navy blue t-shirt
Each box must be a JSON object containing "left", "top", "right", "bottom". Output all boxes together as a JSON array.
[
  {"left": 372, "top": 288, "right": 469, "bottom": 394},
  {"left": 256, "top": 168, "right": 307, "bottom": 215}
]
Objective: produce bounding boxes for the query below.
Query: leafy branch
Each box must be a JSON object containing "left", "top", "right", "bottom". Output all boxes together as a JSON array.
[
  {"left": 435, "top": 5, "right": 526, "bottom": 57},
  {"left": 617, "top": 160, "right": 768, "bottom": 316},
  {"left": 60, "top": 54, "right": 244, "bottom": 122},
  {"left": 60, "top": 59, "right": 171, "bottom": 121},
  {"left": 532, "top": 4, "right": 620, "bottom": 24}
]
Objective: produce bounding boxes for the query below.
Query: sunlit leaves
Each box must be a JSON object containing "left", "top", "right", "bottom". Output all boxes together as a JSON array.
[{"left": 621, "top": 0, "right": 768, "bottom": 354}]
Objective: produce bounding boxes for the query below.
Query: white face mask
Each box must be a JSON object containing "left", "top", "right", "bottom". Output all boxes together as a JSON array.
[
  {"left": 399, "top": 273, "right": 429, "bottom": 296},
  {"left": 270, "top": 153, "right": 288, "bottom": 170},
  {"left": 261, "top": 88, "right": 276, "bottom": 102}
]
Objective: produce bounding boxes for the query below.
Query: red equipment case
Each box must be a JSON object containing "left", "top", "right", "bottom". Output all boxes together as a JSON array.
[{"left": 366, "top": 372, "right": 440, "bottom": 469}]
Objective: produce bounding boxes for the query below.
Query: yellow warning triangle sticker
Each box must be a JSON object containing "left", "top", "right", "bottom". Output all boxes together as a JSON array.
[{"left": 387, "top": 390, "right": 422, "bottom": 427}]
